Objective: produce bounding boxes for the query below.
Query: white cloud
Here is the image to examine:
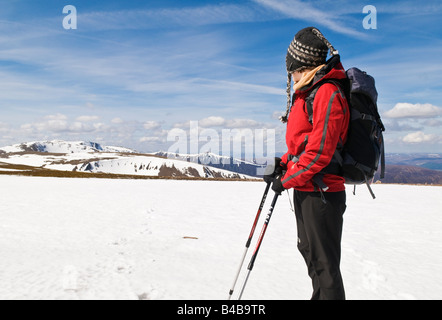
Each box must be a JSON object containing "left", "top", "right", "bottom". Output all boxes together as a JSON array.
[
  {"left": 272, "top": 111, "right": 285, "bottom": 120},
  {"left": 384, "top": 103, "right": 442, "bottom": 119},
  {"left": 45, "top": 114, "right": 68, "bottom": 121},
  {"left": 424, "top": 119, "right": 442, "bottom": 127},
  {"left": 143, "top": 121, "right": 162, "bottom": 131},
  {"left": 139, "top": 136, "right": 165, "bottom": 143},
  {"left": 76, "top": 115, "right": 100, "bottom": 122},
  {"left": 383, "top": 119, "right": 422, "bottom": 132},
  {"left": 20, "top": 114, "right": 107, "bottom": 135},
  {"left": 0, "top": 122, "right": 10, "bottom": 133},
  {"left": 226, "top": 119, "right": 261, "bottom": 129},
  {"left": 197, "top": 116, "right": 262, "bottom": 129},
  {"left": 111, "top": 118, "right": 124, "bottom": 124},
  {"left": 199, "top": 117, "right": 226, "bottom": 128},
  {"left": 402, "top": 131, "right": 439, "bottom": 144}
]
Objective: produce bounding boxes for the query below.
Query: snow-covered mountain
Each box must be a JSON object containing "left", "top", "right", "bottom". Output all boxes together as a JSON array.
[
  {"left": 0, "top": 140, "right": 136, "bottom": 154},
  {"left": 153, "top": 151, "right": 265, "bottom": 177},
  {"left": 0, "top": 140, "right": 256, "bottom": 180}
]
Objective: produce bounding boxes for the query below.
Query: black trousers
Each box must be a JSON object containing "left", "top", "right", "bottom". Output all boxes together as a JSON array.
[{"left": 293, "top": 190, "right": 346, "bottom": 300}]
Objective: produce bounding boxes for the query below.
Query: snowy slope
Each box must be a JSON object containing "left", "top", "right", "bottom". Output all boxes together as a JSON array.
[
  {"left": 74, "top": 155, "right": 250, "bottom": 179},
  {"left": 153, "top": 151, "right": 265, "bottom": 177},
  {"left": 0, "top": 175, "right": 441, "bottom": 300}
]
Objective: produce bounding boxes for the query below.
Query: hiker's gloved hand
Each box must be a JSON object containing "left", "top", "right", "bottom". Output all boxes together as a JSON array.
[
  {"left": 272, "top": 174, "right": 285, "bottom": 195},
  {"left": 263, "top": 157, "right": 283, "bottom": 183}
]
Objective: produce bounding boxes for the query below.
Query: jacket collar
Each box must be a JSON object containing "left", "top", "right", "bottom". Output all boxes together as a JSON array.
[{"left": 296, "top": 55, "right": 346, "bottom": 94}]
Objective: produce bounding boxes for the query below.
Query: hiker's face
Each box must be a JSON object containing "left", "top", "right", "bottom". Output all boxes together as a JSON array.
[{"left": 291, "top": 71, "right": 302, "bottom": 83}]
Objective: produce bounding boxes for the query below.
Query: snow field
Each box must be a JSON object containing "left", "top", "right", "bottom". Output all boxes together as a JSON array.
[{"left": 0, "top": 175, "right": 441, "bottom": 300}]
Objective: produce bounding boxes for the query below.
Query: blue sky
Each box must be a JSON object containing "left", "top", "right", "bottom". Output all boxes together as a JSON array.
[{"left": 0, "top": 0, "right": 442, "bottom": 155}]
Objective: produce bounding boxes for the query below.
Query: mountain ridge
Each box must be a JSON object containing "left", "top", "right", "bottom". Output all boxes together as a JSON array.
[{"left": 0, "top": 140, "right": 258, "bottom": 180}]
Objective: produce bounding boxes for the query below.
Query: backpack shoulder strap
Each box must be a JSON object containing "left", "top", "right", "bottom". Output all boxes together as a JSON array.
[
  {"left": 305, "top": 86, "right": 320, "bottom": 124},
  {"left": 305, "top": 79, "right": 346, "bottom": 124}
]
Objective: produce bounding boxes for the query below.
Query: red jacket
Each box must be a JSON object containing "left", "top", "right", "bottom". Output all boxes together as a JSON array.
[{"left": 281, "top": 57, "right": 350, "bottom": 192}]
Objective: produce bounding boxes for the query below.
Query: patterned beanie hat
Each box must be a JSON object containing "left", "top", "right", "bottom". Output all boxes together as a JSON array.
[
  {"left": 280, "top": 27, "right": 338, "bottom": 123},
  {"left": 286, "top": 27, "right": 329, "bottom": 72}
]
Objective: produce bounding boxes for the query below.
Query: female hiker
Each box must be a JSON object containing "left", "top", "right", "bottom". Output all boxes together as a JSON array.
[{"left": 267, "top": 27, "right": 350, "bottom": 300}]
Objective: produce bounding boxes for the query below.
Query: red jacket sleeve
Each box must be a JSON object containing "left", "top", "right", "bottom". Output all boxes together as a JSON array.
[
  {"left": 280, "top": 152, "right": 289, "bottom": 166},
  {"left": 282, "top": 83, "right": 347, "bottom": 190}
]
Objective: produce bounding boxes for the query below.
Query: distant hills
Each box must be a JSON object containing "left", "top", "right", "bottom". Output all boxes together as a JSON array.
[
  {"left": 376, "top": 165, "right": 442, "bottom": 185},
  {"left": 385, "top": 153, "right": 442, "bottom": 171},
  {"left": 380, "top": 153, "right": 442, "bottom": 185}
]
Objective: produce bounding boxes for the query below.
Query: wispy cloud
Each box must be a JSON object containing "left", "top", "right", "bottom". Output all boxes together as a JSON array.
[
  {"left": 252, "top": 0, "right": 366, "bottom": 37},
  {"left": 376, "top": 1, "right": 442, "bottom": 15},
  {"left": 78, "top": 3, "right": 273, "bottom": 31}
]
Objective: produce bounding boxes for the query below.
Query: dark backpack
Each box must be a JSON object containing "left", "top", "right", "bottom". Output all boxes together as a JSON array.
[{"left": 306, "top": 67, "right": 385, "bottom": 198}]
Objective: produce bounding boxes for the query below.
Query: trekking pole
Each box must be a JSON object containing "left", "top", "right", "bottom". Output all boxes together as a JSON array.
[
  {"left": 228, "top": 182, "right": 271, "bottom": 300},
  {"left": 238, "top": 191, "right": 280, "bottom": 300}
]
